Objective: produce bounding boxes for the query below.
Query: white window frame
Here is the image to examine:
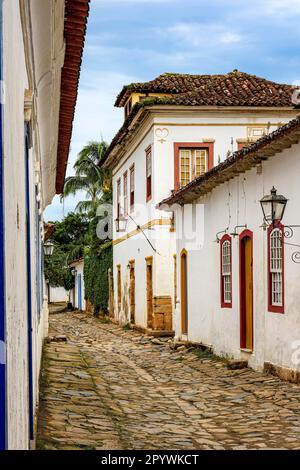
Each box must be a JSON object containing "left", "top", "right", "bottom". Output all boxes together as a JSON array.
[
  {"left": 222, "top": 239, "right": 232, "bottom": 305},
  {"left": 270, "top": 228, "right": 283, "bottom": 307},
  {"left": 179, "top": 148, "right": 208, "bottom": 188}
]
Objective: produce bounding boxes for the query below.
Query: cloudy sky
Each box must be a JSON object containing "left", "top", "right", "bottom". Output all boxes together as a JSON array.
[{"left": 45, "top": 0, "right": 300, "bottom": 221}]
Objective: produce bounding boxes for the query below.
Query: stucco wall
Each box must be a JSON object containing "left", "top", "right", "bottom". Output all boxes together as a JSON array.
[
  {"left": 49, "top": 286, "right": 69, "bottom": 303},
  {"left": 2, "top": 0, "right": 58, "bottom": 449},
  {"left": 73, "top": 262, "right": 86, "bottom": 311},
  {"left": 112, "top": 111, "right": 297, "bottom": 330},
  {"left": 173, "top": 143, "right": 300, "bottom": 373},
  {"left": 3, "top": 0, "right": 30, "bottom": 449}
]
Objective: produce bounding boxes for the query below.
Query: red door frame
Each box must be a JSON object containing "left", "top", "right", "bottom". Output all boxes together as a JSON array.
[
  {"left": 239, "top": 229, "right": 254, "bottom": 350},
  {"left": 173, "top": 142, "right": 214, "bottom": 191}
]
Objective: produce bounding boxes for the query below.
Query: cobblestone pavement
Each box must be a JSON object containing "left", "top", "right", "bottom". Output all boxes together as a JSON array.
[{"left": 37, "top": 311, "right": 300, "bottom": 450}]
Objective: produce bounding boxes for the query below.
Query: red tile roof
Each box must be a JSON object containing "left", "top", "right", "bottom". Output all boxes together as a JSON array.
[
  {"left": 103, "top": 71, "right": 296, "bottom": 166},
  {"left": 158, "top": 116, "right": 300, "bottom": 207},
  {"left": 115, "top": 70, "right": 295, "bottom": 107},
  {"left": 56, "top": 0, "right": 90, "bottom": 194}
]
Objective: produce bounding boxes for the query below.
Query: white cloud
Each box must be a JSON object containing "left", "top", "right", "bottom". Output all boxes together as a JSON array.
[
  {"left": 220, "top": 32, "right": 242, "bottom": 45},
  {"left": 67, "top": 70, "right": 139, "bottom": 175},
  {"left": 264, "top": 0, "right": 300, "bottom": 16},
  {"left": 167, "top": 23, "right": 243, "bottom": 48},
  {"left": 45, "top": 70, "right": 139, "bottom": 220}
]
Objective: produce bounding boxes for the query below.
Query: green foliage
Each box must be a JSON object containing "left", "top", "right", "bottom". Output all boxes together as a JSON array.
[
  {"left": 45, "top": 212, "right": 89, "bottom": 290},
  {"left": 84, "top": 242, "right": 112, "bottom": 313},
  {"left": 44, "top": 248, "right": 74, "bottom": 290},
  {"left": 61, "top": 140, "right": 112, "bottom": 217},
  {"left": 48, "top": 140, "right": 113, "bottom": 309},
  {"left": 50, "top": 212, "right": 89, "bottom": 261}
]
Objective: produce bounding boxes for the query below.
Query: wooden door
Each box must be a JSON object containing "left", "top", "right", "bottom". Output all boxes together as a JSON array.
[
  {"left": 181, "top": 250, "right": 188, "bottom": 335},
  {"left": 146, "top": 258, "right": 153, "bottom": 328},
  {"left": 129, "top": 262, "right": 135, "bottom": 324},
  {"left": 240, "top": 232, "right": 253, "bottom": 351}
]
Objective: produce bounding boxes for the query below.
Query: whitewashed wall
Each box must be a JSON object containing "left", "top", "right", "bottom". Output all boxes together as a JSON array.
[
  {"left": 3, "top": 0, "right": 30, "bottom": 449},
  {"left": 49, "top": 286, "right": 69, "bottom": 303},
  {"left": 73, "top": 262, "right": 86, "bottom": 311},
  {"left": 173, "top": 142, "right": 300, "bottom": 373},
  {"left": 112, "top": 110, "right": 297, "bottom": 329},
  {"left": 2, "top": 0, "right": 63, "bottom": 449}
]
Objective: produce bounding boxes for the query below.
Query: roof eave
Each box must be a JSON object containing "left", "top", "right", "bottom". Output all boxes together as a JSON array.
[{"left": 55, "top": 0, "right": 90, "bottom": 195}]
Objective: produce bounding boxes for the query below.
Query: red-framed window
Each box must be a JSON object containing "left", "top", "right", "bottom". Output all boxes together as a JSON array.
[
  {"left": 123, "top": 171, "right": 128, "bottom": 216},
  {"left": 130, "top": 164, "right": 135, "bottom": 210},
  {"left": 220, "top": 234, "right": 232, "bottom": 308},
  {"left": 268, "top": 221, "right": 284, "bottom": 313},
  {"left": 146, "top": 146, "right": 152, "bottom": 201},
  {"left": 117, "top": 178, "right": 121, "bottom": 219},
  {"left": 174, "top": 142, "right": 214, "bottom": 190}
]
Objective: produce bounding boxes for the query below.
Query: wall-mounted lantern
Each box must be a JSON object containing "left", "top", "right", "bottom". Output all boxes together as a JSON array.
[
  {"left": 44, "top": 241, "right": 54, "bottom": 256},
  {"left": 115, "top": 216, "right": 128, "bottom": 233},
  {"left": 260, "top": 187, "right": 288, "bottom": 226}
]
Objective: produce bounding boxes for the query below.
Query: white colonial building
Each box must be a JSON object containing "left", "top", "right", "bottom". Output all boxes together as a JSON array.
[
  {"left": 0, "top": 0, "right": 89, "bottom": 449},
  {"left": 102, "top": 71, "right": 298, "bottom": 335},
  {"left": 69, "top": 258, "right": 86, "bottom": 311},
  {"left": 160, "top": 116, "right": 300, "bottom": 380}
]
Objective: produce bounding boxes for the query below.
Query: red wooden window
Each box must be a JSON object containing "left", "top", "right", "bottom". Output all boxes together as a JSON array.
[
  {"left": 146, "top": 146, "right": 152, "bottom": 201},
  {"left": 174, "top": 142, "right": 214, "bottom": 190},
  {"left": 268, "top": 222, "right": 284, "bottom": 313},
  {"left": 123, "top": 171, "right": 128, "bottom": 216},
  {"left": 220, "top": 234, "right": 232, "bottom": 308},
  {"left": 117, "top": 178, "right": 121, "bottom": 219},
  {"left": 130, "top": 164, "right": 135, "bottom": 210}
]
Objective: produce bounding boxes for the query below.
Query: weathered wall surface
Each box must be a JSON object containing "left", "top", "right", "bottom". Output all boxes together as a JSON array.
[
  {"left": 2, "top": 0, "right": 61, "bottom": 449},
  {"left": 3, "top": 0, "right": 30, "bottom": 449}
]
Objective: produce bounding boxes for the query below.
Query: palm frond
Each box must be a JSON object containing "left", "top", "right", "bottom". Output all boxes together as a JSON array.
[
  {"left": 62, "top": 176, "right": 91, "bottom": 199},
  {"left": 75, "top": 199, "right": 98, "bottom": 216}
]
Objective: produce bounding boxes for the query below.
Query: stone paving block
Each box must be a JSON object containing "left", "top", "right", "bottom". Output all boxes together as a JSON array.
[{"left": 37, "top": 310, "right": 300, "bottom": 450}]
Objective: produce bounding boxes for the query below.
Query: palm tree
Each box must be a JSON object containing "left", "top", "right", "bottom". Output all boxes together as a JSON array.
[{"left": 62, "top": 141, "right": 111, "bottom": 216}]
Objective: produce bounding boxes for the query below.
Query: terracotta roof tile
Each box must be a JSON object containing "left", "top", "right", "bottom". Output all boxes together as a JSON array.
[
  {"left": 56, "top": 0, "right": 90, "bottom": 194},
  {"left": 103, "top": 71, "right": 296, "bottom": 165},
  {"left": 115, "top": 70, "right": 294, "bottom": 107}
]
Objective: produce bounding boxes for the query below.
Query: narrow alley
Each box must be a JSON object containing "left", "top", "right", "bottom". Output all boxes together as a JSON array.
[{"left": 37, "top": 309, "right": 300, "bottom": 451}]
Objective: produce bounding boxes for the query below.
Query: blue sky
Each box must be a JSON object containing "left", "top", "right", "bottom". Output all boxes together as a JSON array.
[{"left": 45, "top": 0, "right": 300, "bottom": 221}]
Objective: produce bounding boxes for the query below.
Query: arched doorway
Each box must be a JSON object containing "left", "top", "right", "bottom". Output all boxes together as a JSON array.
[
  {"left": 180, "top": 250, "right": 188, "bottom": 335},
  {"left": 239, "top": 230, "right": 254, "bottom": 351}
]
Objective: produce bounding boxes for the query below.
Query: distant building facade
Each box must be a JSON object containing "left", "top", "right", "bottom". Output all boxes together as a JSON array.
[{"left": 70, "top": 259, "right": 86, "bottom": 311}]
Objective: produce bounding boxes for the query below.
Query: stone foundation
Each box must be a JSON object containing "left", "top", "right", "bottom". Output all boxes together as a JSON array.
[
  {"left": 152, "top": 296, "right": 173, "bottom": 331},
  {"left": 264, "top": 362, "right": 300, "bottom": 384}
]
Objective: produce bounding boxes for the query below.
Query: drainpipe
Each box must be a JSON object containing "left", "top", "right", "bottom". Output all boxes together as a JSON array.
[{"left": 0, "top": 0, "right": 7, "bottom": 451}]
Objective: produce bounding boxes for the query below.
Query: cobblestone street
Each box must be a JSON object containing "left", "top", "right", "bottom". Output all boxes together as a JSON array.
[{"left": 37, "top": 310, "right": 300, "bottom": 450}]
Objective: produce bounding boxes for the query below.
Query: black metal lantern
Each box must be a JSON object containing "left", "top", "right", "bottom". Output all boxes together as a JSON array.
[
  {"left": 44, "top": 241, "right": 54, "bottom": 256},
  {"left": 260, "top": 187, "right": 288, "bottom": 225},
  {"left": 115, "top": 216, "right": 128, "bottom": 233}
]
